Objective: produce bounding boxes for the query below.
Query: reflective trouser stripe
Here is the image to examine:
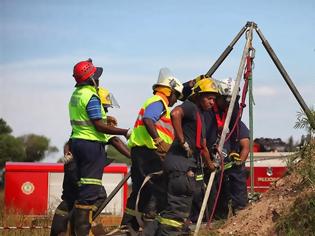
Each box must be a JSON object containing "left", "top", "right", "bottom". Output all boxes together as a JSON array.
[
  {"left": 195, "top": 174, "right": 204, "bottom": 181},
  {"left": 224, "top": 162, "right": 233, "bottom": 170},
  {"left": 156, "top": 216, "right": 183, "bottom": 228},
  {"left": 75, "top": 204, "right": 94, "bottom": 210},
  {"left": 55, "top": 208, "right": 69, "bottom": 217},
  {"left": 124, "top": 208, "right": 143, "bottom": 217},
  {"left": 80, "top": 178, "right": 102, "bottom": 185}
]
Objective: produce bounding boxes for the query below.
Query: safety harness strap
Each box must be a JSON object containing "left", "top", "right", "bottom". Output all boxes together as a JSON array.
[{"left": 124, "top": 208, "right": 143, "bottom": 217}]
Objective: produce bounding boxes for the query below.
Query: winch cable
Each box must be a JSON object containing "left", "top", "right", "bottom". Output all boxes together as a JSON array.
[{"left": 225, "top": 47, "right": 255, "bottom": 142}]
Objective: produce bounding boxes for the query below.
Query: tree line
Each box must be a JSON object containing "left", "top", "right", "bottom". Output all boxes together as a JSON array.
[{"left": 0, "top": 118, "right": 58, "bottom": 168}]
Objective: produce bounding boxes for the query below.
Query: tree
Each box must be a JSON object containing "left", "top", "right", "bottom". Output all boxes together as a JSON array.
[
  {"left": 18, "top": 134, "right": 58, "bottom": 162},
  {"left": 294, "top": 107, "right": 315, "bottom": 138},
  {"left": 0, "top": 134, "right": 26, "bottom": 168},
  {"left": 287, "top": 136, "right": 295, "bottom": 152},
  {"left": 0, "top": 118, "right": 12, "bottom": 135}
]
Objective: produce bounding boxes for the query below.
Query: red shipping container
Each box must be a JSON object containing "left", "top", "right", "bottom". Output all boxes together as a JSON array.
[
  {"left": 246, "top": 152, "right": 288, "bottom": 192},
  {"left": 5, "top": 162, "right": 128, "bottom": 215}
]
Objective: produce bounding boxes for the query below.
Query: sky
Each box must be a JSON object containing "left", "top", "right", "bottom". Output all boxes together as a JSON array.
[{"left": 1, "top": 0, "right": 314, "bottom": 162}]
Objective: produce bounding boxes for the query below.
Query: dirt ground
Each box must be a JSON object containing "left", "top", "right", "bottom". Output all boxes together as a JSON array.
[{"left": 214, "top": 169, "right": 314, "bottom": 236}]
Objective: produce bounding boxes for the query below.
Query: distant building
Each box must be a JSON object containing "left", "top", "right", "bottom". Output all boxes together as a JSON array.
[{"left": 254, "top": 138, "right": 289, "bottom": 152}]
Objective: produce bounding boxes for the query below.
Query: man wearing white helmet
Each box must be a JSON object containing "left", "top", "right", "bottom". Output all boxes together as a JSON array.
[
  {"left": 206, "top": 78, "right": 250, "bottom": 219},
  {"left": 120, "top": 68, "right": 183, "bottom": 233},
  {"left": 144, "top": 77, "right": 218, "bottom": 235}
]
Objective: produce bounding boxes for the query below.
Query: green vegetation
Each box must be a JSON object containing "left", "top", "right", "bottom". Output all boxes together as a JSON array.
[
  {"left": 276, "top": 109, "right": 315, "bottom": 235},
  {"left": 276, "top": 191, "right": 315, "bottom": 235},
  {"left": 0, "top": 118, "right": 58, "bottom": 168}
]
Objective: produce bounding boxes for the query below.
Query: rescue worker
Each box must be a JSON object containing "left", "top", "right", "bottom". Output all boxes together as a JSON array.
[
  {"left": 208, "top": 78, "right": 250, "bottom": 219},
  {"left": 68, "top": 59, "right": 131, "bottom": 236},
  {"left": 50, "top": 86, "right": 131, "bottom": 236},
  {"left": 151, "top": 78, "right": 218, "bottom": 235},
  {"left": 120, "top": 68, "right": 183, "bottom": 233}
]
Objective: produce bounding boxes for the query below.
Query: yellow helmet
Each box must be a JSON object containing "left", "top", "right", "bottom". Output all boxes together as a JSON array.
[
  {"left": 190, "top": 76, "right": 219, "bottom": 97},
  {"left": 98, "top": 87, "right": 120, "bottom": 108}
]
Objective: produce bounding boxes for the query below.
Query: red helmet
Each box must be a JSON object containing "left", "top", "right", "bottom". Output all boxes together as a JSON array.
[{"left": 73, "top": 59, "right": 102, "bottom": 83}]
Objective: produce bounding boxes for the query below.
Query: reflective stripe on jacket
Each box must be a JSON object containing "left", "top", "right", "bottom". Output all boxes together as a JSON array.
[{"left": 128, "top": 95, "right": 174, "bottom": 149}]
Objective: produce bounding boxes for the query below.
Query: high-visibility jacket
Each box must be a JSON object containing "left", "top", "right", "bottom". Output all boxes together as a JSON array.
[
  {"left": 69, "top": 85, "right": 107, "bottom": 142},
  {"left": 128, "top": 95, "right": 174, "bottom": 149}
]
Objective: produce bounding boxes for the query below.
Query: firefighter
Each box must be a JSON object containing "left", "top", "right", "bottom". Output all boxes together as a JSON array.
[
  {"left": 50, "top": 85, "right": 131, "bottom": 236},
  {"left": 67, "top": 59, "right": 130, "bottom": 236},
  {"left": 209, "top": 78, "right": 250, "bottom": 219},
  {"left": 149, "top": 78, "right": 218, "bottom": 236},
  {"left": 120, "top": 68, "right": 183, "bottom": 233}
]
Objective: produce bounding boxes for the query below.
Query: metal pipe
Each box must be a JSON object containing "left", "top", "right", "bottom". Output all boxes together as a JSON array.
[
  {"left": 93, "top": 172, "right": 131, "bottom": 220},
  {"left": 205, "top": 23, "right": 248, "bottom": 77},
  {"left": 249, "top": 71, "right": 255, "bottom": 193},
  {"left": 194, "top": 24, "right": 255, "bottom": 236},
  {"left": 255, "top": 27, "right": 315, "bottom": 129}
]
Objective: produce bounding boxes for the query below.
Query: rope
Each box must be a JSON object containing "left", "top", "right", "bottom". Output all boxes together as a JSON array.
[{"left": 207, "top": 149, "right": 225, "bottom": 227}]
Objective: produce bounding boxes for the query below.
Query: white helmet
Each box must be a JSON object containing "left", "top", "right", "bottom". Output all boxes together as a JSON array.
[
  {"left": 217, "top": 77, "right": 238, "bottom": 96},
  {"left": 152, "top": 67, "right": 183, "bottom": 99}
]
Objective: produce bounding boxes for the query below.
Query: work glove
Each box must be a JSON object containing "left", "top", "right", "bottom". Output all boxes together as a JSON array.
[
  {"left": 62, "top": 142, "right": 73, "bottom": 164},
  {"left": 62, "top": 151, "right": 73, "bottom": 164},
  {"left": 107, "top": 116, "right": 118, "bottom": 127},
  {"left": 229, "top": 152, "right": 243, "bottom": 166},
  {"left": 154, "top": 137, "right": 171, "bottom": 160},
  {"left": 181, "top": 141, "right": 193, "bottom": 158},
  {"left": 206, "top": 160, "right": 216, "bottom": 172}
]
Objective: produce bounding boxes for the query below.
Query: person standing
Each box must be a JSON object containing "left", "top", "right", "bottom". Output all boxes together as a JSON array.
[
  {"left": 120, "top": 68, "right": 183, "bottom": 233},
  {"left": 152, "top": 78, "right": 218, "bottom": 235},
  {"left": 68, "top": 59, "right": 130, "bottom": 236},
  {"left": 209, "top": 78, "right": 250, "bottom": 219}
]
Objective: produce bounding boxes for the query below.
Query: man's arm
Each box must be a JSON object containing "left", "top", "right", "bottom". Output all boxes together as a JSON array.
[
  {"left": 171, "top": 106, "right": 185, "bottom": 144},
  {"left": 92, "top": 119, "right": 129, "bottom": 137},
  {"left": 108, "top": 136, "right": 131, "bottom": 158},
  {"left": 143, "top": 118, "right": 159, "bottom": 139},
  {"left": 239, "top": 137, "right": 250, "bottom": 162},
  {"left": 201, "top": 139, "right": 216, "bottom": 171},
  {"left": 87, "top": 95, "right": 130, "bottom": 138}
]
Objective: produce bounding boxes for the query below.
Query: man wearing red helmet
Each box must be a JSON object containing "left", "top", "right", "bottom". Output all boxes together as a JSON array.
[{"left": 67, "top": 59, "right": 131, "bottom": 235}]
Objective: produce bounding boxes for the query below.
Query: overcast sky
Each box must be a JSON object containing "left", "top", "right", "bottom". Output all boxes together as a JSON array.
[{"left": 1, "top": 0, "right": 314, "bottom": 162}]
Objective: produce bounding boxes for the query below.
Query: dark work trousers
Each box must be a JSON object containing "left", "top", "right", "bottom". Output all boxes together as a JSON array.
[
  {"left": 154, "top": 155, "right": 196, "bottom": 236},
  {"left": 214, "top": 171, "right": 231, "bottom": 219},
  {"left": 50, "top": 151, "right": 79, "bottom": 236},
  {"left": 71, "top": 139, "right": 107, "bottom": 205},
  {"left": 228, "top": 164, "right": 248, "bottom": 211},
  {"left": 189, "top": 171, "right": 207, "bottom": 223},
  {"left": 188, "top": 169, "right": 220, "bottom": 223},
  {"left": 215, "top": 164, "right": 248, "bottom": 219},
  {"left": 121, "top": 146, "right": 164, "bottom": 231}
]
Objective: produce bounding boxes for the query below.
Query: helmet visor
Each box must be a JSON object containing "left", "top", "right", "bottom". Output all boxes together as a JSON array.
[{"left": 108, "top": 93, "right": 120, "bottom": 108}]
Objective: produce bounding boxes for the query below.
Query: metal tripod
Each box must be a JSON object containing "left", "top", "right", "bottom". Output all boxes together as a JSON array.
[{"left": 194, "top": 21, "right": 315, "bottom": 235}]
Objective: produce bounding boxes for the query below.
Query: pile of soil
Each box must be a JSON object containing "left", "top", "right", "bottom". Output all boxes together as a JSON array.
[{"left": 215, "top": 161, "right": 314, "bottom": 235}]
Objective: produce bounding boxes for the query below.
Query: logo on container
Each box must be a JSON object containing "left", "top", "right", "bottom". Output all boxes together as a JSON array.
[{"left": 21, "top": 181, "right": 35, "bottom": 195}]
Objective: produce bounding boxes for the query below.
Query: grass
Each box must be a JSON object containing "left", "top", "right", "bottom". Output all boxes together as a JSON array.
[
  {"left": 275, "top": 191, "right": 315, "bottom": 235},
  {"left": 275, "top": 141, "right": 315, "bottom": 235},
  {"left": 0, "top": 189, "right": 51, "bottom": 235}
]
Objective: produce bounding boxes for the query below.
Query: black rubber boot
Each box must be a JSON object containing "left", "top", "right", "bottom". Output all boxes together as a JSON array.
[
  {"left": 73, "top": 208, "right": 92, "bottom": 236},
  {"left": 50, "top": 201, "right": 70, "bottom": 236}
]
